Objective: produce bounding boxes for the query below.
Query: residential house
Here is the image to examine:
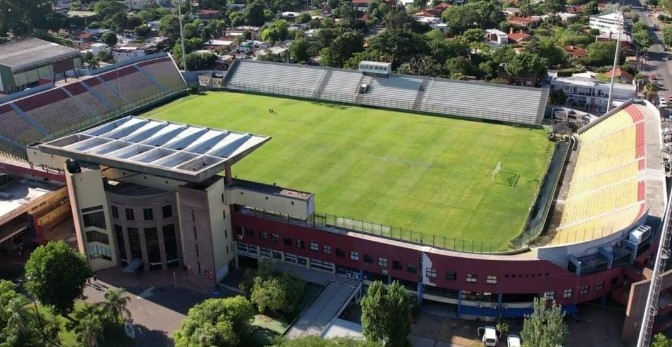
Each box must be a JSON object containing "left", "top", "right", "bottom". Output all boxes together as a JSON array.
[
  {"left": 70, "top": 31, "right": 94, "bottom": 44},
  {"left": 507, "top": 29, "right": 532, "bottom": 45},
  {"left": 565, "top": 5, "right": 585, "bottom": 14},
  {"left": 540, "top": 12, "right": 578, "bottom": 22},
  {"left": 605, "top": 67, "right": 634, "bottom": 83},
  {"left": 124, "top": 0, "right": 156, "bottom": 10},
  {"left": 414, "top": 11, "right": 442, "bottom": 25},
  {"left": 565, "top": 45, "right": 587, "bottom": 59},
  {"left": 485, "top": 29, "right": 509, "bottom": 46},
  {"left": 589, "top": 12, "right": 624, "bottom": 34},
  {"left": 504, "top": 7, "right": 522, "bottom": 17},
  {"left": 198, "top": 10, "right": 223, "bottom": 20},
  {"left": 550, "top": 72, "right": 636, "bottom": 113},
  {"left": 506, "top": 16, "right": 541, "bottom": 28},
  {"left": 596, "top": 30, "right": 634, "bottom": 54}
]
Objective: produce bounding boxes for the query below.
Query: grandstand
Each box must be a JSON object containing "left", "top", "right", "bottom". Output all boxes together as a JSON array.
[
  {"left": 0, "top": 54, "right": 187, "bottom": 160},
  {"left": 550, "top": 103, "right": 651, "bottom": 245},
  {"left": 223, "top": 60, "right": 548, "bottom": 125}
]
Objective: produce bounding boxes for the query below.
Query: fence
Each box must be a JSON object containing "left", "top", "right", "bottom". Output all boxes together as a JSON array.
[{"left": 226, "top": 82, "right": 543, "bottom": 126}]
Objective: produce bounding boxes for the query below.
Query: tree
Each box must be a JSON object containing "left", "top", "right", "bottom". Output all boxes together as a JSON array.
[
  {"left": 251, "top": 273, "right": 305, "bottom": 315},
  {"left": 643, "top": 82, "right": 660, "bottom": 102},
  {"left": 290, "top": 37, "right": 310, "bottom": 63},
  {"left": 585, "top": 41, "right": 623, "bottom": 67},
  {"left": 371, "top": 29, "right": 428, "bottom": 67},
  {"left": 25, "top": 241, "right": 92, "bottom": 316},
  {"left": 461, "top": 28, "right": 486, "bottom": 44},
  {"left": 101, "top": 31, "right": 117, "bottom": 48},
  {"left": 525, "top": 38, "right": 567, "bottom": 68},
  {"left": 102, "top": 288, "right": 131, "bottom": 323},
  {"left": 5, "top": 296, "right": 31, "bottom": 334},
  {"left": 361, "top": 281, "right": 412, "bottom": 347},
  {"left": 296, "top": 12, "right": 312, "bottom": 24},
  {"left": 663, "top": 27, "right": 672, "bottom": 47},
  {"left": 94, "top": 0, "right": 128, "bottom": 21},
  {"left": 544, "top": 0, "right": 566, "bottom": 15},
  {"left": 521, "top": 298, "right": 568, "bottom": 347},
  {"left": 274, "top": 336, "right": 382, "bottom": 346},
  {"left": 245, "top": 1, "right": 266, "bottom": 26},
  {"left": 445, "top": 56, "right": 473, "bottom": 77},
  {"left": 505, "top": 52, "right": 547, "bottom": 78},
  {"left": 320, "top": 30, "right": 364, "bottom": 67},
  {"left": 653, "top": 333, "right": 672, "bottom": 347},
  {"left": 70, "top": 305, "right": 104, "bottom": 347},
  {"left": 261, "top": 19, "right": 290, "bottom": 44},
  {"left": 174, "top": 296, "right": 254, "bottom": 347}
]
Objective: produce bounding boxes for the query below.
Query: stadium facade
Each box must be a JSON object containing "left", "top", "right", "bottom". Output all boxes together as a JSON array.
[{"left": 0, "top": 55, "right": 668, "bottom": 344}]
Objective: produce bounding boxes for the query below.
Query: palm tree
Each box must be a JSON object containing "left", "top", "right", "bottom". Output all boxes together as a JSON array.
[
  {"left": 73, "top": 305, "right": 104, "bottom": 347},
  {"left": 102, "top": 288, "right": 131, "bottom": 323},
  {"left": 643, "top": 82, "right": 660, "bottom": 102},
  {"left": 5, "top": 296, "right": 31, "bottom": 333}
]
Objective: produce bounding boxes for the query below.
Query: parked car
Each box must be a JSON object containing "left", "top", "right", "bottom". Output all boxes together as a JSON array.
[
  {"left": 660, "top": 97, "right": 668, "bottom": 108},
  {"left": 478, "top": 326, "right": 501, "bottom": 347},
  {"left": 507, "top": 334, "right": 522, "bottom": 347}
]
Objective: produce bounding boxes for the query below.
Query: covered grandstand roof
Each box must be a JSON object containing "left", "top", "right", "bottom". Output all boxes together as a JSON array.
[
  {"left": 0, "top": 38, "right": 80, "bottom": 71},
  {"left": 39, "top": 116, "right": 271, "bottom": 183}
]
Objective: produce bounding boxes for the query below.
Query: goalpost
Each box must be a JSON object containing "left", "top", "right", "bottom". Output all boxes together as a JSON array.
[{"left": 492, "top": 161, "right": 502, "bottom": 182}]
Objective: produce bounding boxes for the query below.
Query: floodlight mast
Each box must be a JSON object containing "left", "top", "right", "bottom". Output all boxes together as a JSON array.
[{"left": 177, "top": 0, "right": 188, "bottom": 72}]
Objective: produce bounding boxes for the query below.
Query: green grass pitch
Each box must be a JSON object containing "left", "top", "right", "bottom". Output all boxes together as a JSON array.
[{"left": 144, "top": 92, "right": 553, "bottom": 247}]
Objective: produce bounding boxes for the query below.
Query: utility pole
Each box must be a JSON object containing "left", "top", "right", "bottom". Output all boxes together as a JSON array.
[
  {"left": 177, "top": 0, "right": 188, "bottom": 72},
  {"left": 606, "top": 14, "right": 623, "bottom": 113}
]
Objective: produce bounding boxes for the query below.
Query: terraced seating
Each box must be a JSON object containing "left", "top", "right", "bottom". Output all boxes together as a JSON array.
[
  {"left": 319, "top": 70, "right": 362, "bottom": 103},
  {"left": 554, "top": 104, "right": 647, "bottom": 244},
  {"left": 83, "top": 77, "right": 125, "bottom": 108},
  {"left": 107, "top": 66, "right": 162, "bottom": 102},
  {"left": 226, "top": 60, "right": 325, "bottom": 97},
  {"left": 63, "top": 82, "right": 110, "bottom": 115},
  {"left": 136, "top": 57, "right": 186, "bottom": 91},
  {"left": 360, "top": 76, "right": 422, "bottom": 110},
  {"left": 0, "top": 105, "right": 43, "bottom": 145}
]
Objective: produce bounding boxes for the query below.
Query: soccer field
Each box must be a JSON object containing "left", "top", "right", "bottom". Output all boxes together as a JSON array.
[{"left": 144, "top": 92, "right": 553, "bottom": 248}]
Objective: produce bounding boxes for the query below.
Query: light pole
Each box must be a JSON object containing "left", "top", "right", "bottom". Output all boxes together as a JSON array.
[
  {"left": 606, "top": 15, "right": 623, "bottom": 113},
  {"left": 177, "top": 0, "right": 188, "bottom": 72}
]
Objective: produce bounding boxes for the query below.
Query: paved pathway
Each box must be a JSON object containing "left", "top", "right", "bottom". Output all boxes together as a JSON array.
[{"left": 84, "top": 269, "right": 211, "bottom": 347}]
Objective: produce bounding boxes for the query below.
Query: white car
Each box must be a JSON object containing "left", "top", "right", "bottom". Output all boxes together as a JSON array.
[
  {"left": 660, "top": 98, "right": 668, "bottom": 108},
  {"left": 478, "top": 326, "right": 501, "bottom": 347},
  {"left": 507, "top": 334, "right": 522, "bottom": 347}
]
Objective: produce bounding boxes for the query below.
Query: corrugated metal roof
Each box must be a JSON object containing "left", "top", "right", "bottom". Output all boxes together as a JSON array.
[{"left": 0, "top": 38, "right": 80, "bottom": 71}]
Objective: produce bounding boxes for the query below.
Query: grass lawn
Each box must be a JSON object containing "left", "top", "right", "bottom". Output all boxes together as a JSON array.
[{"left": 145, "top": 92, "right": 553, "bottom": 247}]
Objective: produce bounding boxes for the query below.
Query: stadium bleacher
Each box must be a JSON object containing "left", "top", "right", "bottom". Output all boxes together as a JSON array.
[
  {"left": 0, "top": 54, "right": 187, "bottom": 160},
  {"left": 222, "top": 60, "right": 548, "bottom": 125},
  {"left": 555, "top": 105, "right": 647, "bottom": 243}
]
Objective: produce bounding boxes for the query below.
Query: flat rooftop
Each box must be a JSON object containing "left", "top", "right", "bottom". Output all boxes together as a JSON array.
[
  {"left": 39, "top": 116, "right": 271, "bottom": 183},
  {"left": 0, "top": 179, "right": 58, "bottom": 223},
  {"left": 0, "top": 38, "right": 80, "bottom": 71}
]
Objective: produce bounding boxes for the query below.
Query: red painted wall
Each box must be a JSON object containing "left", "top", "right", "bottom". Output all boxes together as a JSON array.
[{"left": 232, "top": 211, "right": 628, "bottom": 306}]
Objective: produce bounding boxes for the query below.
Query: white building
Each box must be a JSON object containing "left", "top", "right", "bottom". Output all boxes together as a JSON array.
[
  {"left": 485, "top": 29, "right": 508, "bottom": 46},
  {"left": 125, "top": 0, "right": 154, "bottom": 10},
  {"left": 550, "top": 73, "right": 636, "bottom": 113},
  {"left": 113, "top": 47, "right": 146, "bottom": 62},
  {"left": 589, "top": 12, "right": 624, "bottom": 33},
  {"left": 90, "top": 43, "right": 109, "bottom": 56}
]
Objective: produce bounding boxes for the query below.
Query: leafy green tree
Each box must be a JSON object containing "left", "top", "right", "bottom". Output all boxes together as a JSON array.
[
  {"left": 70, "top": 305, "right": 104, "bottom": 347},
  {"left": 361, "top": 281, "right": 412, "bottom": 347},
  {"left": 261, "top": 19, "right": 290, "bottom": 44},
  {"left": 134, "top": 25, "right": 151, "bottom": 37},
  {"left": 505, "top": 52, "right": 547, "bottom": 78},
  {"left": 461, "top": 28, "right": 486, "bottom": 44},
  {"left": 245, "top": 1, "right": 266, "bottom": 26},
  {"left": 521, "top": 298, "right": 568, "bottom": 347},
  {"left": 344, "top": 49, "right": 383, "bottom": 70},
  {"left": 653, "top": 333, "right": 672, "bottom": 347},
  {"left": 251, "top": 273, "right": 305, "bottom": 315},
  {"left": 585, "top": 41, "right": 623, "bottom": 67},
  {"left": 5, "top": 296, "right": 31, "bottom": 334},
  {"left": 321, "top": 30, "right": 364, "bottom": 67},
  {"left": 290, "top": 37, "right": 310, "bottom": 63},
  {"left": 25, "top": 241, "right": 92, "bottom": 316},
  {"left": 544, "top": 0, "right": 566, "bottom": 15},
  {"left": 94, "top": 0, "right": 128, "bottom": 21},
  {"left": 643, "top": 82, "right": 660, "bottom": 102},
  {"left": 296, "top": 12, "right": 312, "bottom": 24},
  {"left": 174, "top": 296, "right": 255, "bottom": 347},
  {"left": 101, "top": 31, "right": 117, "bottom": 48},
  {"left": 663, "top": 27, "right": 672, "bottom": 47},
  {"left": 442, "top": 2, "right": 504, "bottom": 35},
  {"left": 274, "top": 335, "right": 382, "bottom": 346},
  {"left": 525, "top": 38, "right": 567, "bottom": 68},
  {"left": 102, "top": 288, "right": 131, "bottom": 323},
  {"left": 371, "top": 29, "right": 428, "bottom": 67}
]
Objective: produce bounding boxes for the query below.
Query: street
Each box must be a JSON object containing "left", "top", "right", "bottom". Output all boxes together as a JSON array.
[{"left": 627, "top": 0, "right": 672, "bottom": 112}]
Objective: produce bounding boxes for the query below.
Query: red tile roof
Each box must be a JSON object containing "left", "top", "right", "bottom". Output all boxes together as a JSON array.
[
  {"left": 507, "top": 16, "right": 540, "bottom": 26},
  {"left": 565, "top": 45, "right": 587, "bottom": 58},
  {"left": 507, "top": 32, "right": 531, "bottom": 42},
  {"left": 606, "top": 67, "right": 634, "bottom": 82}
]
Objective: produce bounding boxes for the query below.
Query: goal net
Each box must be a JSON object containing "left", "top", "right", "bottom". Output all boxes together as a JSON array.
[{"left": 492, "top": 161, "right": 502, "bottom": 181}]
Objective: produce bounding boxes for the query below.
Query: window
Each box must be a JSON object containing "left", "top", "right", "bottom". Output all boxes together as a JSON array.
[
  {"left": 336, "top": 248, "right": 345, "bottom": 257},
  {"left": 85, "top": 230, "right": 110, "bottom": 244},
  {"left": 111, "top": 206, "right": 119, "bottom": 218},
  {"left": 364, "top": 254, "right": 372, "bottom": 263},
  {"left": 82, "top": 205, "right": 103, "bottom": 214},
  {"left": 162, "top": 205, "right": 172, "bottom": 218},
  {"left": 82, "top": 211, "right": 106, "bottom": 229},
  {"left": 87, "top": 244, "right": 112, "bottom": 261},
  {"left": 596, "top": 281, "right": 605, "bottom": 291},
  {"left": 271, "top": 234, "right": 279, "bottom": 242},
  {"left": 143, "top": 208, "right": 153, "bottom": 221},
  {"left": 544, "top": 291, "right": 555, "bottom": 300},
  {"left": 446, "top": 272, "right": 457, "bottom": 280},
  {"left": 284, "top": 237, "right": 293, "bottom": 246},
  {"left": 580, "top": 285, "right": 589, "bottom": 295},
  {"left": 125, "top": 208, "right": 135, "bottom": 221},
  {"left": 486, "top": 275, "right": 498, "bottom": 285},
  {"left": 222, "top": 210, "right": 226, "bottom": 220},
  {"left": 272, "top": 250, "right": 282, "bottom": 259},
  {"left": 310, "top": 242, "right": 319, "bottom": 251},
  {"left": 392, "top": 261, "right": 402, "bottom": 270},
  {"left": 285, "top": 253, "right": 297, "bottom": 263},
  {"left": 407, "top": 264, "right": 417, "bottom": 274},
  {"left": 378, "top": 257, "right": 387, "bottom": 267},
  {"left": 466, "top": 274, "right": 477, "bottom": 283},
  {"left": 563, "top": 289, "right": 573, "bottom": 298},
  {"left": 260, "top": 247, "right": 271, "bottom": 257},
  {"left": 296, "top": 240, "right": 304, "bottom": 249},
  {"left": 350, "top": 251, "right": 359, "bottom": 261},
  {"left": 323, "top": 245, "right": 331, "bottom": 254},
  {"left": 259, "top": 231, "right": 268, "bottom": 239},
  {"left": 426, "top": 268, "right": 436, "bottom": 278}
]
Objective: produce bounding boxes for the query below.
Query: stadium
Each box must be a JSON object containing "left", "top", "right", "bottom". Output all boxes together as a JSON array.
[{"left": 0, "top": 41, "right": 668, "bottom": 343}]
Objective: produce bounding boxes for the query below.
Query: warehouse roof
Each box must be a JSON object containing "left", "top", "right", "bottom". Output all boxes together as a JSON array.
[{"left": 0, "top": 38, "right": 80, "bottom": 71}]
